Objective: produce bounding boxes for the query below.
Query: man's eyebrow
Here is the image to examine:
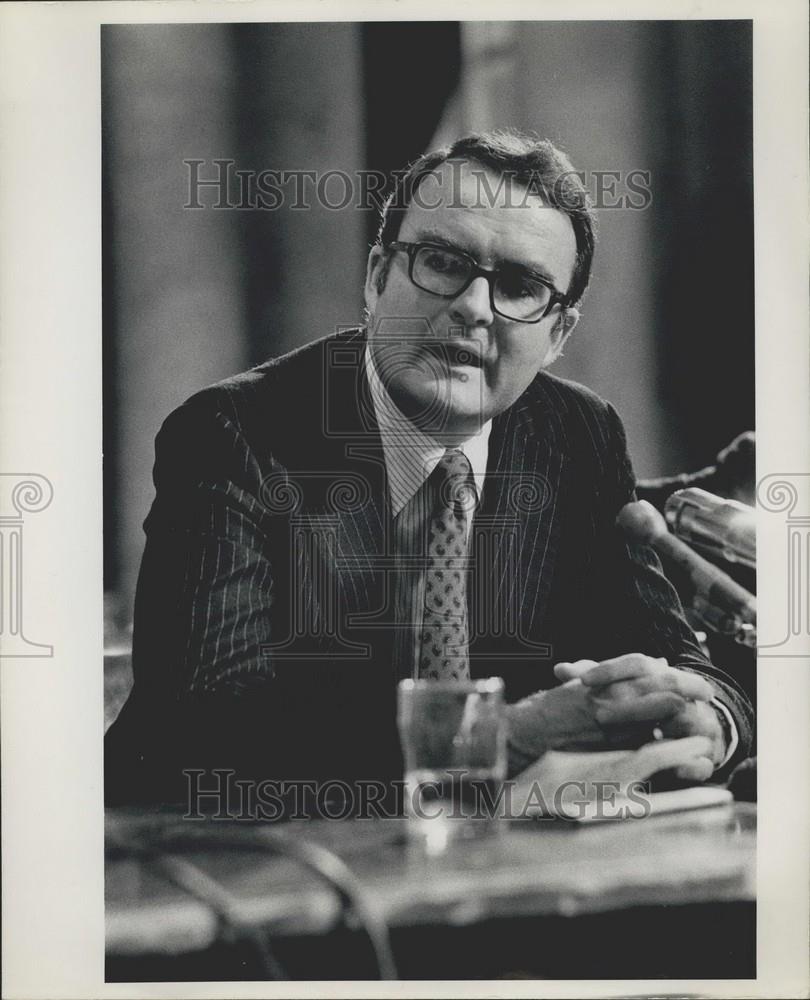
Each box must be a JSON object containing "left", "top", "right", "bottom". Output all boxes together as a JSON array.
[
  {"left": 411, "top": 230, "right": 472, "bottom": 253},
  {"left": 410, "top": 229, "right": 558, "bottom": 286}
]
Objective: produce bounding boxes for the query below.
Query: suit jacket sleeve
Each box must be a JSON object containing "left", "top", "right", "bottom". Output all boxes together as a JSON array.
[
  {"left": 593, "top": 402, "right": 754, "bottom": 774},
  {"left": 105, "top": 387, "right": 366, "bottom": 803}
]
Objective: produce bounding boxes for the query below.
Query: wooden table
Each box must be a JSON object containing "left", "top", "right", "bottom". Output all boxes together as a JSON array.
[{"left": 106, "top": 802, "right": 756, "bottom": 981}]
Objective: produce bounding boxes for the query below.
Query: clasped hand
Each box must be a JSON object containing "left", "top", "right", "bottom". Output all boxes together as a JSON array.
[{"left": 510, "top": 654, "right": 726, "bottom": 782}]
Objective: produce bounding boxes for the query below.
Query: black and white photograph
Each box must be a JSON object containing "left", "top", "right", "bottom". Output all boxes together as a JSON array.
[{"left": 1, "top": 2, "right": 808, "bottom": 997}]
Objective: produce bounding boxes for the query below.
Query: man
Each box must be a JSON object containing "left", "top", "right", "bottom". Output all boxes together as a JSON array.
[{"left": 105, "top": 131, "right": 753, "bottom": 805}]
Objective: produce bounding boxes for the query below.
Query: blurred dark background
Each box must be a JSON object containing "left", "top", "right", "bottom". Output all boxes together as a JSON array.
[{"left": 102, "top": 20, "right": 753, "bottom": 625}]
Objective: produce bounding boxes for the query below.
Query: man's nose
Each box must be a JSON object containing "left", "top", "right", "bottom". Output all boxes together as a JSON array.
[{"left": 449, "top": 275, "right": 495, "bottom": 327}]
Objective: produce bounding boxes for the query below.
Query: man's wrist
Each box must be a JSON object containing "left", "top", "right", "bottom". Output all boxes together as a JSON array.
[{"left": 506, "top": 696, "right": 550, "bottom": 775}]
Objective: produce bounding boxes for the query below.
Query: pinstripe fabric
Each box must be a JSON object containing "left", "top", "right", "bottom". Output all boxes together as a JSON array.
[
  {"left": 391, "top": 479, "right": 432, "bottom": 680},
  {"left": 106, "top": 328, "right": 754, "bottom": 802}
]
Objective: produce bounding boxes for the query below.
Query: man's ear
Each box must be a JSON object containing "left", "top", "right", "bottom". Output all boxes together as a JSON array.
[
  {"left": 542, "top": 306, "right": 579, "bottom": 367},
  {"left": 364, "top": 245, "right": 388, "bottom": 316}
]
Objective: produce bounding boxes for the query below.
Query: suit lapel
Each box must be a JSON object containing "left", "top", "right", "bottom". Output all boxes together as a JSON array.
[
  {"left": 318, "top": 335, "right": 392, "bottom": 628},
  {"left": 470, "top": 375, "right": 568, "bottom": 655},
  {"left": 331, "top": 441, "right": 391, "bottom": 624}
]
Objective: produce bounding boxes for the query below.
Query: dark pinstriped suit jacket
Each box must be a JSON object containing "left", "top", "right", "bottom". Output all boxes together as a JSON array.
[{"left": 105, "top": 329, "right": 753, "bottom": 803}]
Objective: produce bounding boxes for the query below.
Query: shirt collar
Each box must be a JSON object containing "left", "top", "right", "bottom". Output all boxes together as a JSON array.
[{"left": 365, "top": 344, "right": 492, "bottom": 516}]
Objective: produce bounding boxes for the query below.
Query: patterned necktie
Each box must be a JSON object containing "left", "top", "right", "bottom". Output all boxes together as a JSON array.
[{"left": 418, "top": 449, "right": 476, "bottom": 680}]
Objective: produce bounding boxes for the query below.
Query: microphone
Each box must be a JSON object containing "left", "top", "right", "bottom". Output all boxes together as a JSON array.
[
  {"left": 664, "top": 487, "right": 755, "bottom": 569},
  {"left": 617, "top": 500, "right": 756, "bottom": 644}
]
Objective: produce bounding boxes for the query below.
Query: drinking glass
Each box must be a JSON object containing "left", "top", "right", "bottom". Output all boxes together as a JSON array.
[{"left": 397, "top": 677, "right": 506, "bottom": 854}]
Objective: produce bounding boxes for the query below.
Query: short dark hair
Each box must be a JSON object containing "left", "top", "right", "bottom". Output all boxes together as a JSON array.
[{"left": 376, "top": 130, "right": 597, "bottom": 306}]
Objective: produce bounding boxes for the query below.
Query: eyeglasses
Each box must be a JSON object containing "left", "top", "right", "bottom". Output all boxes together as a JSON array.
[{"left": 386, "top": 241, "right": 569, "bottom": 323}]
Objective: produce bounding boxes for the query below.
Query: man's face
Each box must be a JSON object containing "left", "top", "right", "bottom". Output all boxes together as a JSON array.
[{"left": 364, "top": 160, "right": 580, "bottom": 441}]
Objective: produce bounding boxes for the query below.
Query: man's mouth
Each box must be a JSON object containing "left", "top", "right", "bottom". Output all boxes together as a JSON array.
[{"left": 422, "top": 341, "right": 484, "bottom": 369}]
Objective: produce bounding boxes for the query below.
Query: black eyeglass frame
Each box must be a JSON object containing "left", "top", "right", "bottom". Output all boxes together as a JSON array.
[{"left": 386, "top": 240, "right": 570, "bottom": 323}]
